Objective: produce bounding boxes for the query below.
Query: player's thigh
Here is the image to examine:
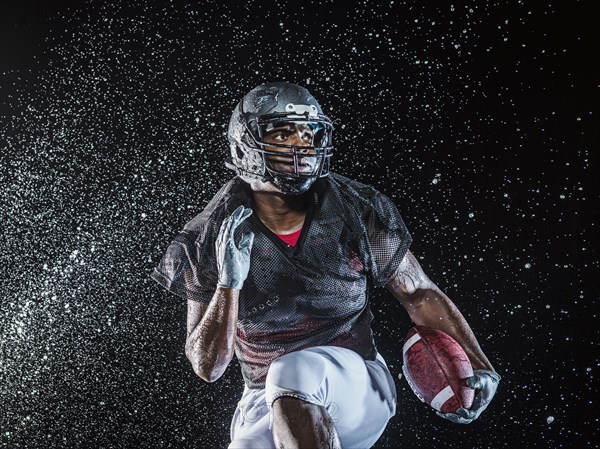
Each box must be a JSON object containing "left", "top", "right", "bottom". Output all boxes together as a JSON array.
[
  {"left": 266, "top": 346, "right": 396, "bottom": 448},
  {"left": 306, "top": 346, "right": 396, "bottom": 423},
  {"left": 228, "top": 387, "right": 275, "bottom": 449}
]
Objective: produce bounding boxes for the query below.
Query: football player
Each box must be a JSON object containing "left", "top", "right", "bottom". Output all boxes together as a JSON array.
[{"left": 151, "top": 82, "right": 500, "bottom": 448}]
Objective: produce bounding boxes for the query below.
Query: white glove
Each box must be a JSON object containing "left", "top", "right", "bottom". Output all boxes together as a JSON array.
[
  {"left": 437, "top": 370, "right": 501, "bottom": 424},
  {"left": 216, "top": 205, "right": 255, "bottom": 290}
]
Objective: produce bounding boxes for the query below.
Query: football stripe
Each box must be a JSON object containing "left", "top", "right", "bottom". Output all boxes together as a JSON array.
[
  {"left": 431, "top": 385, "right": 454, "bottom": 411},
  {"left": 402, "top": 333, "right": 422, "bottom": 355}
]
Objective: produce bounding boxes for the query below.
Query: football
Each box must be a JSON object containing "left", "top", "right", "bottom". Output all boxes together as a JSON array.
[{"left": 402, "top": 325, "right": 475, "bottom": 413}]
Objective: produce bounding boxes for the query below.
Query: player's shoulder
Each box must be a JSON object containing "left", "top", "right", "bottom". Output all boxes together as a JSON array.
[
  {"left": 325, "top": 172, "right": 389, "bottom": 209},
  {"left": 182, "top": 176, "right": 249, "bottom": 234}
]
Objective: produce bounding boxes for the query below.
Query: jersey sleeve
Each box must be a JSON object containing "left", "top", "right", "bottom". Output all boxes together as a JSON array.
[
  {"left": 150, "top": 177, "right": 250, "bottom": 303},
  {"left": 150, "top": 227, "right": 218, "bottom": 304},
  {"left": 365, "top": 192, "right": 412, "bottom": 286}
]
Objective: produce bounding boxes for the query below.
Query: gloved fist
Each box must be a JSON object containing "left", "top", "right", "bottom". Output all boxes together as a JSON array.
[
  {"left": 436, "top": 369, "right": 501, "bottom": 424},
  {"left": 216, "top": 205, "right": 255, "bottom": 290}
]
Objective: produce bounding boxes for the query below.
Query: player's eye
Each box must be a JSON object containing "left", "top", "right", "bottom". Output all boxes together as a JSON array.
[
  {"left": 300, "top": 131, "right": 313, "bottom": 143},
  {"left": 272, "top": 132, "right": 288, "bottom": 141},
  {"left": 265, "top": 129, "right": 291, "bottom": 142}
]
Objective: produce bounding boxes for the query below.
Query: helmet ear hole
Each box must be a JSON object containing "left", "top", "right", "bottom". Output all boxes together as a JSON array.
[{"left": 235, "top": 145, "right": 244, "bottom": 160}]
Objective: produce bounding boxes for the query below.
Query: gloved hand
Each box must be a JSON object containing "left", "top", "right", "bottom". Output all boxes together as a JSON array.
[
  {"left": 436, "top": 369, "right": 501, "bottom": 424},
  {"left": 216, "top": 205, "right": 255, "bottom": 290}
]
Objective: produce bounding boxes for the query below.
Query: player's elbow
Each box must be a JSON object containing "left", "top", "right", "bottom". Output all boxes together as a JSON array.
[
  {"left": 196, "top": 361, "right": 230, "bottom": 383},
  {"left": 186, "top": 349, "right": 231, "bottom": 383},
  {"left": 196, "top": 367, "right": 222, "bottom": 383},
  {"left": 187, "top": 355, "right": 220, "bottom": 383}
]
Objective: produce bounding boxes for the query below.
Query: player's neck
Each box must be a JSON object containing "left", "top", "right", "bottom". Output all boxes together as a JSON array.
[{"left": 251, "top": 191, "right": 309, "bottom": 234}]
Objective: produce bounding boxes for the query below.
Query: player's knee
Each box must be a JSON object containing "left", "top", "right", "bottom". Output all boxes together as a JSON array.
[{"left": 265, "top": 350, "right": 327, "bottom": 402}]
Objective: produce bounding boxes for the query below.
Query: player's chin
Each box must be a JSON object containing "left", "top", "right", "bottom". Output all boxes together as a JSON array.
[{"left": 247, "top": 179, "right": 284, "bottom": 194}]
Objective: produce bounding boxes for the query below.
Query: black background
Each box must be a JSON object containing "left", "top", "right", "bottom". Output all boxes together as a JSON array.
[{"left": 1, "top": 1, "right": 597, "bottom": 448}]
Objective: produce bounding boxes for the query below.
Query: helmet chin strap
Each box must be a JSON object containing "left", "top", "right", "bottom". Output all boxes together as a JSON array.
[
  {"left": 242, "top": 173, "right": 314, "bottom": 195},
  {"left": 271, "top": 176, "right": 314, "bottom": 195}
]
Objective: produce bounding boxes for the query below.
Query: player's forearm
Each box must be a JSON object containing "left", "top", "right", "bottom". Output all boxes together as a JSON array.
[
  {"left": 185, "top": 287, "right": 239, "bottom": 382},
  {"left": 402, "top": 287, "right": 495, "bottom": 372}
]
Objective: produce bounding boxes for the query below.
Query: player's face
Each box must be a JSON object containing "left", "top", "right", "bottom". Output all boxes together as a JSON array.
[{"left": 262, "top": 123, "right": 318, "bottom": 174}]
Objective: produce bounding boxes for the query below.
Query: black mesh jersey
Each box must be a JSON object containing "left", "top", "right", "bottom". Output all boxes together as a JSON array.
[{"left": 151, "top": 172, "right": 412, "bottom": 389}]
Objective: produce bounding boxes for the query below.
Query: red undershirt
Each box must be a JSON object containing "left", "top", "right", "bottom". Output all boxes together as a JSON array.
[{"left": 275, "top": 228, "right": 302, "bottom": 247}]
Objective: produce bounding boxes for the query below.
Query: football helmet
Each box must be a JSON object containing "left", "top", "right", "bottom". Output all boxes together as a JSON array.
[{"left": 226, "top": 82, "right": 334, "bottom": 194}]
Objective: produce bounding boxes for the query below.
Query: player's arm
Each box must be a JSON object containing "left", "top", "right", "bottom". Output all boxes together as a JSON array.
[
  {"left": 386, "top": 250, "right": 500, "bottom": 424},
  {"left": 185, "top": 289, "right": 239, "bottom": 383},
  {"left": 184, "top": 206, "right": 254, "bottom": 383},
  {"left": 385, "top": 250, "right": 493, "bottom": 371}
]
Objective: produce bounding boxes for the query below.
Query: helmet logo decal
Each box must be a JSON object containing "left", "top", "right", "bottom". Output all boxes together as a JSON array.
[{"left": 254, "top": 87, "right": 279, "bottom": 114}]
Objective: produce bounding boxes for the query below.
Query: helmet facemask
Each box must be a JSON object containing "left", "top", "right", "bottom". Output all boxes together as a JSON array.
[{"left": 254, "top": 116, "right": 332, "bottom": 185}]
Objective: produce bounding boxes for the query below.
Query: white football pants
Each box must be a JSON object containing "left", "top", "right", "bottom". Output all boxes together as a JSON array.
[{"left": 228, "top": 346, "right": 397, "bottom": 449}]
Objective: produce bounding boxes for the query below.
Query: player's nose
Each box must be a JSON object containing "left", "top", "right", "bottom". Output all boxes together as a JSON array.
[
  {"left": 290, "top": 126, "right": 313, "bottom": 147},
  {"left": 289, "top": 132, "right": 308, "bottom": 147}
]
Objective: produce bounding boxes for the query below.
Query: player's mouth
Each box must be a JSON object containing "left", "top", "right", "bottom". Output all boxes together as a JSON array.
[{"left": 268, "top": 156, "right": 317, "bottom": 174}]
